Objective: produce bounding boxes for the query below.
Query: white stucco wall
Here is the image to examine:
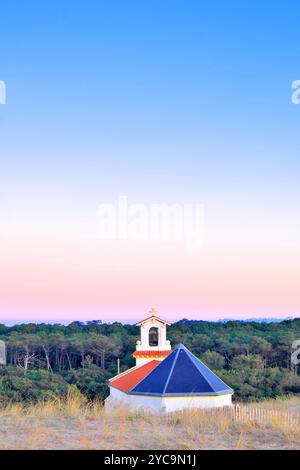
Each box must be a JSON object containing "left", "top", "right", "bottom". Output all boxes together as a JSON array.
[
  {"left": 135, "top": 357, "right": 167, "bottom": 367},
  {"left": 106, "top": 386, "right": 131, "bottom": 404},
  {"left": 135, "top": 357, "right": 153, "bottom": 367},
  {"left": 106, "top": 386, "right": 232, "bottom": 413},
  {"left": 106, "top": 386, "right": 163, "bottom": 412},
  {"left": 162, "top": 393, "right": 232, "bottom": 412}
]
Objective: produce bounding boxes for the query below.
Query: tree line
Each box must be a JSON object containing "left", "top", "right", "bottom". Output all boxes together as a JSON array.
[{"left": 0, "top": 318, "right": 300, "bottom": 404}]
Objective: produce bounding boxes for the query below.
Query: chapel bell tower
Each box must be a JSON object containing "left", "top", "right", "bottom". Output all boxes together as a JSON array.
[{"left": 132, "top": 309, "right": 172, "bottom": 367}]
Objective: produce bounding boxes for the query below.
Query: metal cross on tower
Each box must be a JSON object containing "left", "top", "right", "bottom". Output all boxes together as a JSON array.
[{"left": 149, "top": 308, "right": 157, "bottom": 316}]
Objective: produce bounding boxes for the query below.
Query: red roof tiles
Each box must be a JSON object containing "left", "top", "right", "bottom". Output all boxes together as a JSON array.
[
  {"left": 132, "top": 350, "right": 171, "bottom": 358},
  {"left": 110, "top": 360, "right": 160, "bottom": 393}
]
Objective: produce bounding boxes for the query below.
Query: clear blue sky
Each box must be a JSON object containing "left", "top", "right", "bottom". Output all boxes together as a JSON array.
[
  {"left": 1, "top": 1, "right": 299, "bottom": 199},
  {"left": 0, "top": 1, "right": 300, "bottom": 323}
]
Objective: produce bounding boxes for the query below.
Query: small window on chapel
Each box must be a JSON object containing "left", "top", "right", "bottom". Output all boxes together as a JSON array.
[{"left": 149, "top": 327, "right": 159, "bottom": 346}]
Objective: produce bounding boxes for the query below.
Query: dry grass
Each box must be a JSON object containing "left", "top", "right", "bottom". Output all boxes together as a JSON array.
[
  {"left": 0, "top": 395, "right": 300, "bottom": 450},
  {"left": 253, "top": 395, "right": 300, "bottom": 412}
]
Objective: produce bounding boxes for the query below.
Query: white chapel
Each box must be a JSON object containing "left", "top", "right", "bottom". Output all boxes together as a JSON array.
[{"left": 105, "top": 310, "right": 233, "bottom": 413}]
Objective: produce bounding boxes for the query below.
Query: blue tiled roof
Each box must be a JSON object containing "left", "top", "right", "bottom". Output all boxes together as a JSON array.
[{"left": 129, "top": 344, "right": 233, "bottom": 396}]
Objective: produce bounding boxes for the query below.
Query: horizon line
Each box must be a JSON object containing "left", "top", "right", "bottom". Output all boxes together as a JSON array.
[{"left": 1, "top": 315, "right": 298, "bottom": 327}]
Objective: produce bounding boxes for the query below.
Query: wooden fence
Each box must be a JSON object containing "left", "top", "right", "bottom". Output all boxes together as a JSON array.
[{"left": 209, "top": 405, "right": 300, "bottom": 427}]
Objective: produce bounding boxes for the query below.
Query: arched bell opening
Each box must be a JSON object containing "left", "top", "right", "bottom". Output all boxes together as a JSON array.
[{"left": 149, "top": 327, "right": 159, "bottom": 347}]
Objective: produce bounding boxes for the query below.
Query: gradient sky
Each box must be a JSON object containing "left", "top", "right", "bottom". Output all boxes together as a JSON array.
[{"left": 0, "top": 1, "right": 300, "bottom": 324}]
